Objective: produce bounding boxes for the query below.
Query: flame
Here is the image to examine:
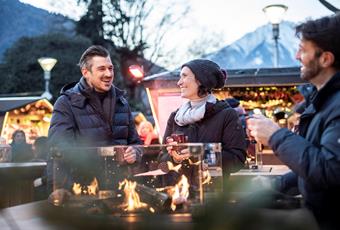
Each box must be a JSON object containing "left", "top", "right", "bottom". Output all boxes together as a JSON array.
[
  {"left": 188, "top": 159, "right": 201, "bottom": 165},
  {"left": 170, "top": 175, "right": 190, "bottom": 211},
  {"left": 202, "top": 170, "right": 212, "bottom": 185},
  {"left": 87, "top": 178, "right": 99, "bottom": 195},
  {"left": 119, "top": 179, "right": 147, "bottom": 211},
  {"left": 167, "top": 161, "right": 182, "bottom": 172},
  {"left": 72, "top": 183, "right": 82, "bottom": 195},
  {"left": 72, "top": 177, "right": 99, "bottom": 195}
]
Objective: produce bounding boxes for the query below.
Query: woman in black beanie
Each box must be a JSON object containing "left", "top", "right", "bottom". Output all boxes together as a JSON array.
[{"left": 159, "top": 59, "right": 247, "bottom": 187}]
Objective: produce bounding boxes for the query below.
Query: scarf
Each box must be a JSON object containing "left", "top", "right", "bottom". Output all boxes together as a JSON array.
[{"left": 175, "top": 94, "right": 216, "bottom": 126}]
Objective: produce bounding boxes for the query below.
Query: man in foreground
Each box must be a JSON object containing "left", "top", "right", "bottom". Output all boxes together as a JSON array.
[{"left": 247, "top": 13, "right": 340, "bottom": 229}]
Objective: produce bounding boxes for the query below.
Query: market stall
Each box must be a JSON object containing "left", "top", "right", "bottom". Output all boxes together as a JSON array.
[
  {"left": 0, "top": 97, "right": 53, "bottom": 144},
  {"left": 143, "top": 67, "right": 305, "bottom": 140}
]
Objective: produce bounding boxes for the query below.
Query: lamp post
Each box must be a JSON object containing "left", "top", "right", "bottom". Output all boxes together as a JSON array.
[
  {"left": 263, "top": 4, "right": 288, "bottom": 68},
  {"left": 38, "top": 57, "right": 57, "bottom": 100}
]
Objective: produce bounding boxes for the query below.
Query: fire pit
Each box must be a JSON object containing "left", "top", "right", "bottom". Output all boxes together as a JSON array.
[{"left": 49, "top": 144, "right": 222, "bottom": 217}]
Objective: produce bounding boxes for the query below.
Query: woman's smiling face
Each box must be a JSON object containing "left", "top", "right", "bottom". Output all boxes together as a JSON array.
[{"left": 177, "top": 66, "right": 201, "bottom": 100}]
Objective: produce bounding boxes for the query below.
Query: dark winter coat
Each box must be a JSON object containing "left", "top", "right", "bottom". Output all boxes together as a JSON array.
[
  {"left": 160, "top": 99, "right": 247, "bottom": 176},
  {"left": 48, "top": 77, "right": 141, "bottom": 147},
  {"left": 47, "top": 78, "right": 142, "bottom": 192},
  {"left": 269, "top": 72, "right": 340, "bottom": 228}
]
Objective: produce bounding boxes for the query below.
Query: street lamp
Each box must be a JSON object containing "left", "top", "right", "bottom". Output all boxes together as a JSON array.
[
  {"left": 38, "top": 57, "right": 57, "bottom": 100},
  {"left": 263, "top": 4, "right": 288, "bottom": 67}
]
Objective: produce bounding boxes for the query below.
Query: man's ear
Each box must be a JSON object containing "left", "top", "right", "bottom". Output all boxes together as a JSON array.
[
  {"left": 320, "top": 51, "right": 335, "bottom": 68},
  {"left": 81, "top": 67, "right": 89, "bottom": 78}
]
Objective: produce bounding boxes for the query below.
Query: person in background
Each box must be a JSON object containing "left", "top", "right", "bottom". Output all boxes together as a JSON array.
[
  {"left": 287, "top": 101, "right": 305, "bottom": 132},
  {"left": 47, "top": 45, "right": 142, "bottom": 203},
  {"left": 31, "top": 136, "right": 49, "bottom": 162},
  {"left": 247, "top": 13, "right": 340, "bottom": 229},
  {"left": 31, "top": 136, "right": 49, "bottom": 201},
  {"left": 159, "top": 59, "right": 247, "bottom": 187},
  {"left": 226, "top": 97, "right": 246, "bottom": 116},
  {"left": 10, "top": 129, "right": 33, "bottom": 162},
  {"left": 226, "top": 98, "right": 256, "bottom": 165},
  {"left": 137, "top": 120, "right": 160, "bottom": 173},
  {"left": 0, "top": 137, "right": 11, "bottom": 162},
  {"left": 137, "top": 120, "right": 159, "bottom": 145}
]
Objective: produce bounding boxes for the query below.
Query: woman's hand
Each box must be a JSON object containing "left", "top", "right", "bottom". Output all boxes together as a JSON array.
[{"left": 166, "top": 137, "right": 190, "bottom": 163}]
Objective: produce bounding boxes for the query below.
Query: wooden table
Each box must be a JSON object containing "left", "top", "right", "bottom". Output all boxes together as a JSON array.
[
  {"left": 228, "top": 165, "right": 292, "bottom": 199},
  {"left": 0, "top": 162, "right": 46, "bottom": 208},
  {"left": 231, "top": 165, "right": 290, "bottom": 177}
]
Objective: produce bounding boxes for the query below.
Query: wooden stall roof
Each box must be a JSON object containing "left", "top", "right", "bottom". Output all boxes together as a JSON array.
[
  {"left": 143, "top": 67, "right": 306, "bottom": 88},
  {"left": 0, "top": 97, "right": 46, "bottom": 113}
]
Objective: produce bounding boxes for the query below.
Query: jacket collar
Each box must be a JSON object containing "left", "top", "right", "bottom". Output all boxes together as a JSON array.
[
  {"left": 300, "top": 71, "right": 340, "bottom": 122},
  {"left": 61, "top": 77, "right": 126, "bottom": 108},
  {"left": 311, "top": 71, "right": 340, "bottom": 111}
]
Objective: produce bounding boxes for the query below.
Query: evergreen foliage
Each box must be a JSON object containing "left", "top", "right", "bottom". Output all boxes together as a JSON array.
[{"left": 0, "top": 33, "right": 92, "bottom": 103}]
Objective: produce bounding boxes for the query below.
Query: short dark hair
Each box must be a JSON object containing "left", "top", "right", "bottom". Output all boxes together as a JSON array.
[
  {"left": 78, "top": 45, "right": 110, "bottom": 70},
  {"left": 296, "top": 13, "right": 340, "bottom": 69}
]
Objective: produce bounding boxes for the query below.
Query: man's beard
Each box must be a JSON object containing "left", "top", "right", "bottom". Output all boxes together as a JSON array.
[{"left": 300, "top": 58, "right": 322, "bottom": 82}]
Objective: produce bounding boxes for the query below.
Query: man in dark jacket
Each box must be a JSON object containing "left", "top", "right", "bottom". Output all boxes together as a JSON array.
[
  {"left": 247, "top": 13, "right": 340, "bottom": 229},
  {"left": 49, "top": 45, "right": 141, "bottom": 157},
  {"left": 48, "top": 45, "right": 142, "bottom": 202}
]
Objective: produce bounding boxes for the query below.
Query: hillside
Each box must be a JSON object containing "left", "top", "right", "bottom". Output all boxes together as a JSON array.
[{"left": 0, "top": 0, "right": 75, "bottom": 61}]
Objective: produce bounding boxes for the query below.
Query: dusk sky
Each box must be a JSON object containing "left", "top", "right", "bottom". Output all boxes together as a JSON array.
[{"left": 20, "top": 0, "right": 336, "bottom": 68}]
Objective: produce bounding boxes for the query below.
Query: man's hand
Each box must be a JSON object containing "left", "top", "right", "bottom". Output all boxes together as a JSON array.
[
  {"left": 124, "top": 146, "right": 137, "bottom": 164},
  {"left": 246, "top": 114, "right": 280, "bottom": 145}
]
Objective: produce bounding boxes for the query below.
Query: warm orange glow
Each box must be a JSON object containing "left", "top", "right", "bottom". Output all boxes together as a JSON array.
[
  {"left": 188, "top": 159, "right": 201, "bottom": 166},
  {"left": 119, "top": 179, "right": 147, "bottom": 212},
  {"left": 128, "top": 65, "right": 144, "bottom": 79},
  {"left": 72, "top": 183, "right": 82, "bottom": 195},
  {"left": 170, "top": 175, "right": 190, "bottom": 211},
  {"left": 202, "top": 170, "right": 212, "bottom": 185},
  {"left": 167, "top": 161, "right": 182, "bottom": 172},
  {"left": 72, "top": 177, "right": 99, "bottom": 196},
  {"left": 87, "top": 178, "right": 99, "bottom": 195}
]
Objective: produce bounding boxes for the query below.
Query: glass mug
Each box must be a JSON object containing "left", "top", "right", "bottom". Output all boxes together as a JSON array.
[
  {"left": 170, "top": 133, "right": 188, "bottom": 143},
  {"left": 166, "top": 133, "right": 188, "bottom": 152}
]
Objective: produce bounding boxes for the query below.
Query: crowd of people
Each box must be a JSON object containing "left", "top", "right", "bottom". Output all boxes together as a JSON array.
[{"left": 1, "top": 12, "right": 339, "bottom": 229}]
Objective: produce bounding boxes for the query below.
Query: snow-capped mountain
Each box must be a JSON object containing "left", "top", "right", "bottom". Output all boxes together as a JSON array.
[{"left": 205, "top": 21, "right": 300, "bottom": 69}]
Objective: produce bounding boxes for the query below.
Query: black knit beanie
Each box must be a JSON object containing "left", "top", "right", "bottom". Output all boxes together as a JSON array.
[{"left": 181, "top": 59, "right": 227, "bottom": 90}]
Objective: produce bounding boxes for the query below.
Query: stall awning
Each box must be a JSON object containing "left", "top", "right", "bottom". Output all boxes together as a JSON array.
[
  {"left": 143, "top": 67, "right": 306, "bottom": 88},
  {"left": 0, "top": 97, "right": 44, "bottom": 113}
]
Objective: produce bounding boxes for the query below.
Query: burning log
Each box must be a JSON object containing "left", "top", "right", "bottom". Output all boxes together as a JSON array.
[
  {"left": 135, "top": 183, "right": 172, "bottom": 211},
  {"left": 119, "top": 180, "right": 148, "bottom": 211}
]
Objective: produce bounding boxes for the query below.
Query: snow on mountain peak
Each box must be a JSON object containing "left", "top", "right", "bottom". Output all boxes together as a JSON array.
[{"left": 205, "top": 21, "right": 300, "bottom": 69}]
